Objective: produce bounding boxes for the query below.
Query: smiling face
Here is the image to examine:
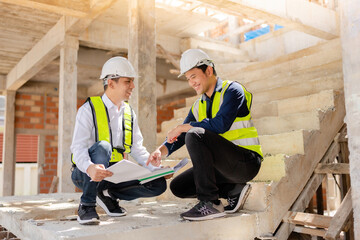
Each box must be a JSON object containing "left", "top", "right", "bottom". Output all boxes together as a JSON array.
[
  {"left": 106, "top": 77, "right": 135, "bottom": 106},
  {"left": 185, "top": 66, "right": 216, "bottom": 97}
]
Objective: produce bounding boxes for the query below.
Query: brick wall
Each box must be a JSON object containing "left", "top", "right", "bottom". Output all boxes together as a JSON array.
[
  {"left": 14, "top": 93, "right": 86, "bottom": 193},
  {"left": 157, "top": 99, "right": 186, "bottom": 132}
]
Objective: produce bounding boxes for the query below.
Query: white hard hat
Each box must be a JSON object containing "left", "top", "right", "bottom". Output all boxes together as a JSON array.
[
  {"left": 178, "top": 49, "right": 214, "bottom": 77},
  {"left": 100, "top": 57, "right": 137, "bottom": 84}
]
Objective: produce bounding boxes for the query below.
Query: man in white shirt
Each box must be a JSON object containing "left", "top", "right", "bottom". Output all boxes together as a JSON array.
[{"left": 71, "top": 57, "right": 166, "bottom": 225}]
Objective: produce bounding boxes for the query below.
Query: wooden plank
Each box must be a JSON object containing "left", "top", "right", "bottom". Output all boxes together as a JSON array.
[
  {"left": 0, "top": 0, "right": 88, "bottom": 17},
  {"left": 2, "top": 90, "right": 16, "bottom": 196},
  {"left": 325, "top": 189, "right": 353, "bottom": 240},
  {"left": 283, "top": 211, "right": 332, "bottom": 229},
  {"left": 37, "top": 134, "right": 46, "bottom": 193},
  {"left": 49, "top": 176, "right": 59, "bottom": 193},
  {"left": 315, "top": 163, "right": 350, "bottom": 174},
  {"left": 293, "top": 226, "right": 326, "bottom": 237},
  {"left": 196, "top": 0, "right": 338, "bottom": 39},
  {"left": 275, "top": 140, "right": 341, "bottom": 239},
  {"left": 0, "top": 231, "right": 16, "bottom": 238},
  {"left": 156, "top": 44, "right": 180, "bottom": 70}
]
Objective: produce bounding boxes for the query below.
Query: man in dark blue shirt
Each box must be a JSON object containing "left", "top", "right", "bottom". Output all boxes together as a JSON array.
[{"left": 147, "top": 49, "right": 263, "bottom": 221}]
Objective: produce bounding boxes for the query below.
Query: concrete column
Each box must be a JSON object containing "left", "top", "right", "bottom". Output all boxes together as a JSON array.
[
  {"left": 2, "top": 90, "right": 16, "bottom": 196},
  {"left": 340, "top": 0, "right": 360, "bottom": 238},
  {"left": 128, "top": 0, "right": 156, "bottom": 151},
  {"left": 57, "top": 35, "right": 78, "bottom": 192},
  {"left": 228, "top": 16, "right": 240, "bottom": 45}
]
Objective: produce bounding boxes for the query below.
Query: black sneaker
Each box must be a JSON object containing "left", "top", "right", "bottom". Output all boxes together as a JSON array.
[
  {"left": 77, "top": 204, "right": 100, "bottom": 225},
  {"left": 224, "top": 184, "right": 251, "bottom": 213},
  {"left": 96, "top": 190, "right": 127, "bottom": 217},
  {"left": 180, "top": 200, "right": 225, "bottom": 221}
]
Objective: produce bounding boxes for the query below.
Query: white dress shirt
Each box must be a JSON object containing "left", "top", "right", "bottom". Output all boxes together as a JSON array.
[{"left": 71, "top": 93, "right": 156, "bottom": 174}]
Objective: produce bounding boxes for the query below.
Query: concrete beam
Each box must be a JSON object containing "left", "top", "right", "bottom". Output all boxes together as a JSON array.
[
  {"left": 340, "top": 0, "right": 360, "bottom": 237},
  {"left": 128, "top": 0, "right": 157, "bottom": 151},
  {"left": 181, "top": 36, "right": 247, "bottom": 55},
  {"left": 18, "top": 81, "right": 87, "bottom": 99},
  {"left": 0, "top": 0, "right": 89, "bottom": 18},
  {"left": 79, "top": 21, "right": 181, "bottom": 55},
  {"left": 6, "top": 16, "right": 66, "bottom": 91},
  {"left": 197, "top": 0, "right": 339, "bottom": 39},
  {"left": 57, "top": 35, "right": 79, "bottom": 193},
  {"left": 6, "top": 0, "right": 117, "bottom": 91},
  {"left": 2, "top": 90, "right": 16, "bottom": 196}
]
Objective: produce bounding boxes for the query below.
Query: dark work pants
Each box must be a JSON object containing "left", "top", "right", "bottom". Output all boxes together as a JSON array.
[
  {"left": 170, "top": 127, "right": 261, "bottom": 201},
  {"left": 71, "top": 141, "right": 167, "bottom": 206}
]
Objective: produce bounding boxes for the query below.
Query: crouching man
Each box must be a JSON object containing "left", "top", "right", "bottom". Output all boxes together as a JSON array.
[
  {"left": 71, "top": 57, "right": 166, "bottom": 225},
  {"left": 147, "top": 49, "right": 263, "bottom": 221}
]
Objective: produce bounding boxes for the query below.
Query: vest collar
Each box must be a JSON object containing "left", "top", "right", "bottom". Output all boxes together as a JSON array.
[{"left": 201, "top": 77, "right": 224, "bottom": 101}]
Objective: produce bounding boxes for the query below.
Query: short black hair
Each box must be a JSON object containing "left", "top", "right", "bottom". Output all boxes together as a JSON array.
[
  {"left": 196, "top": 64, "right": 217, "bottom": 76},
  {"left": 103, "top": 77, "right": 119, "bottom": 91}
]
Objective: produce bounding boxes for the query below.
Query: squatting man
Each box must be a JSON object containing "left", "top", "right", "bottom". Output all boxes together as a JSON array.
[
  {"left": 70, "top": 57, "right": 169, "bottom": 225},
  {"left": 147, "top": 49, "right": 263, "bottom": 221}
]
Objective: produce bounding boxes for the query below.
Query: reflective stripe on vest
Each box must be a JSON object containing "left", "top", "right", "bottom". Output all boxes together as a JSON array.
[
  {"left": 72, "top": 97, "right": 133, "bottom": 165},
  {"left": 191, "top": 80, "right": 263, "bottom": 158}
]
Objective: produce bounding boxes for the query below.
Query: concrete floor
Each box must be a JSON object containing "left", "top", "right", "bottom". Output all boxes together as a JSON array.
[{"left": 0, "top": 193, "right": 262, "bottom": 240}]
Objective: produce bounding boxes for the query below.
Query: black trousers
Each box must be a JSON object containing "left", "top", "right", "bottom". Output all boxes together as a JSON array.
[{"left": 170, "top": 127, "right": 261, "bottom": 201}]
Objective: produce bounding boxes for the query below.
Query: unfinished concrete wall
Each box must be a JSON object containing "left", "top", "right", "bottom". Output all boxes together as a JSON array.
[{"left": 340, "top": 0, "right": 360, "bottom": 238}]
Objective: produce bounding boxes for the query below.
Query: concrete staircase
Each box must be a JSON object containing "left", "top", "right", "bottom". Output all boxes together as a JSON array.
[{"left": 156, "top": 38, "right": 345, "bottom": 239}]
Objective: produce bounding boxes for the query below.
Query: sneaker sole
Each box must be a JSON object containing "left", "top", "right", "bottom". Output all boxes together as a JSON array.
[
  {"left": 77, "top": 216, "right": 100, "bottom": 225},
  {"left": 96, "top": 196, "right": 127, "bottom": 217},
  {"left": 225, "top": 184, "right": 252, "bottom": 214},
  {"left": 182, "top": 212, "right": 226, "bottom": 221}
]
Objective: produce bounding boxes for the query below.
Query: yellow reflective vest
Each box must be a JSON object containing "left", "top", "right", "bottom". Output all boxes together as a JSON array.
[
  {"left": 191, "top": 80, "right": 263, "bottom": 158},
  {"left": 72, "top": 96, "right": 133, "bottom": 165}
]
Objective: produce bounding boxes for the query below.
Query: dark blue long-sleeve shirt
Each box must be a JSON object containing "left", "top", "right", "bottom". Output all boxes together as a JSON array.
[{"left": 164, "top": 78, "right": 250, "bottom": 156}]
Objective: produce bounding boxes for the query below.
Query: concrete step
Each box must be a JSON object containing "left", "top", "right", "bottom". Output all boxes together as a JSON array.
[
  {"left": 159, "top": 158, "right": 275, "bottom": 213},
  {"left": 171, "top": 89, "right": 337, "bottom": 123},
  {"left": 254, "top": 110, "right": 320, "bottom": 135},
  {"left": 239, "top": 38, "right": 340, "bottom": 74},
  {"left": 260, "top": 130, "right": 309, "bottom": 156},
  {"left": 266, "top": 90, "right": 345, "bottom": 233},
  {"left": 159, "top": 127, "right": 309, "bottom": 157},
  {"left": 254, "top": 154, "right": 287, "bottom": 182},
  {"left": 252, "top": 73, "right": 343, "bottom": 104},
  {"left": 252, "top": 89, "right": 338, "bottom": 118},
  {"left": 157, "top": 118, "right": 184, "bottom": 145},
  {"left": 244, "top": 60, "right": 342, "bottom": 94},
  {"left": 0, "top": 193, "right": 274, "bottom": 240},
  {"left": 174, "top": 107, "right": 190, "bottom": 119},
  {"left": 228, "top": 39, "right": 341, "bottom": 83}
]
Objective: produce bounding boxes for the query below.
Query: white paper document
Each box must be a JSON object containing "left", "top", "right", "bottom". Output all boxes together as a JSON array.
[{"left": 104, "top": 158, "right": 189, "bottom": 184}]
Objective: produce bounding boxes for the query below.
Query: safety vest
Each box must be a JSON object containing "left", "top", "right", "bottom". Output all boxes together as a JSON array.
[
  {"left": 72, "top": 96, "right": 133, "bottom": 165},
  {"left": 191, "top": 80, "right": 263, "bottom": 158}
]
